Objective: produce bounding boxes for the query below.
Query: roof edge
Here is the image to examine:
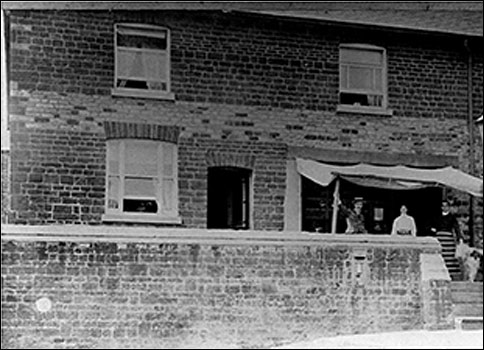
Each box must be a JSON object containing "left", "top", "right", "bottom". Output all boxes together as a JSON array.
[
  {"left": 2, "top": 1, "right": 483, "bottom": 11},
  {"left": 242, "top": 10, "right": 483, "bottom": 38},
  {"left": 2, "top": 2, "right": 482, "bottom": 37}
]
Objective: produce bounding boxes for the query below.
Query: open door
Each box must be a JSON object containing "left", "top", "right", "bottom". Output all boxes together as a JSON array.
[{"left": 207, "top": 167, "right": 251, "bottom": 229}]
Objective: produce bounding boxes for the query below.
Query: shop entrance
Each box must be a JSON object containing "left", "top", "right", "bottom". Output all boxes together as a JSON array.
[{"left": 301, "top": 176, "right": 443, "bottom": 235}]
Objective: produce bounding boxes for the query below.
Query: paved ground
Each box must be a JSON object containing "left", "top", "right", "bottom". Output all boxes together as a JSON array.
[{"left": 273, "top": 329, "right": 483, "bottom": 349}]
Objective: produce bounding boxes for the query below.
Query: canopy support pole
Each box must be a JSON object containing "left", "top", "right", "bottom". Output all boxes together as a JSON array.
[{"left": 331, "top": 177, "right": 340, "bottom": 234}]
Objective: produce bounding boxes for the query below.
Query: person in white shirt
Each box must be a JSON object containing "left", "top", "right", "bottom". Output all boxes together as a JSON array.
[{"left": 391, "top": 205, "right": 417, "bottom": 236}]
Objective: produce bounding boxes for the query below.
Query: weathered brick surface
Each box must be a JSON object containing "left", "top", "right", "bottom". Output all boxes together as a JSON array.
[
  {"left": 8, "top": 90, "right": 477, "bottom": 156},
  {"left": 1, "top": 151, "right": 10, "bottom": 223},
  {"left": 7, "top": 107, "right": 288, "bottom": 229},
  {"left": 421, "top": 280, "right": 454, "bottom": 330},
  {"left": 178, "top": 138, "right": 287, "bottom": 230},
  {"left": 1, "top": 236, "right": 440, "bottom": 349},
  {"left": 6, "top": 91, "right": 482, "bottom": 234},
  {"left": 4, "top": 9, "right": 483, "bottom": 233},
  {"left": 1, "top": 9, "right": 479, "bottom": 349},
  {"left": 8, "top": 122, "right": 105, "bottom": 224},
  {"left": 7, "top": 10, "right": 483, "bottom": 115}
]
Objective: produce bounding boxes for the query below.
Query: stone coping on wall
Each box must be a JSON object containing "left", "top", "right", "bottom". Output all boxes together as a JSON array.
[
  {"left": 1, "top": 224, "right": 441, "bottom": 251},
  {"left": 420, "top": 253, "right": 451, "bottom": 281}
]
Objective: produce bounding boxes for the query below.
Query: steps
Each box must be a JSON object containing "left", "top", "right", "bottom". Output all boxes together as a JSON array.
[
  {"left": 451, "top": 281, "right": 483, "bottom": 330},
  {"left": 436, "top": 233, "right": 461, "bottom": 280}
]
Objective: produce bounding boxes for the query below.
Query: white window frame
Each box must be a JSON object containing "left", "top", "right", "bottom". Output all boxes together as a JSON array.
[
  {"left": 112, "top": 23, "right": 174, "bottom": 100},
  {"left": 102, "top": 139, "right": 181, "bottom": 224},
  {"left": 337, "top": 44, "right": 392, "bottom": 116}
]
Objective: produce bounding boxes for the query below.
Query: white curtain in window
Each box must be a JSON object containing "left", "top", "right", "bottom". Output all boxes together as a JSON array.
[
  {"left": 143, "top": 51, "right": 167, "bottom": 82},
  {"left": 107, "top": 140, "right": 120, "bottom": 175},
  {"left": 161, "top": 143, "right": 176, "bottom": 212},
  {"left": 124, "top": 177, "right": 157, "bottom": 197},
  {"left": 162, "top": 179, "right": 174, "bottom": 211},
  {"left": 348, "top": 67, "right": 373, "bottom": 90},
  {"left": 125, "top": 141, "right": 158, "bottom": 176},
  {"left": 107, "top": 175, "right": 120, "bottom": 209},
  {"left": 118, "top": 49, "right": 166, "bottom": 82},
  {"left": 117, "top": 49, "right": 145, "bottom": 80},
  {"left": 106, "top": 140, "right": 177, "bottom": 216}
]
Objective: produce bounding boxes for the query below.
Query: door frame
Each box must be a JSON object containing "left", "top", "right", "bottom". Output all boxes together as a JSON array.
[{"left": 207, "top": 166, "right": 252, "bottom": 230}]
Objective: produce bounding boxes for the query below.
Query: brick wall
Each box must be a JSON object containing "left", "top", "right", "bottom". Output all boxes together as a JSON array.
[
  {"left": 420, "top": 253, "right": 454, "bottom": 330},
  {"left": 8, "top": 121, "right": 105, "bottom": 225},
  {"left": 7, "top": 108, "right": 288, "bottom": 228},
  {"left": 1, "top": 150, "right": 9, "bottom": 224},
  {"left": 179, "top": 138, "right": 287, "bottom": 230},
  {"left": 8, "top": 10, "right": 483, "bottom": 116},
  {"left": 1, "top": 227, "right": 450, "bottom": 349},
  {"left": 8, "top": 10, "right": 113, "bottom": 95},
  {"left": 4, "top": 9, "right": 483, "bottom": 236},
  {"left": 7, "top": 91, "right": 481, "bottom": 232}
]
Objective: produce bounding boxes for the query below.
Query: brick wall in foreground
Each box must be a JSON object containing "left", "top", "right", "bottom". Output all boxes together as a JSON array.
[{"left": 1, "top": 227, "right": 451, "bottom": 349}]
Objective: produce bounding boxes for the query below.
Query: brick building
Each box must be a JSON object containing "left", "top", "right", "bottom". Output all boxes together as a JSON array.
[
  {"left": 1, "top": 2, "right": 482, "bottom": 235},
  {"left": 0, "top": 2, "right": 483, "bottom": 348}
]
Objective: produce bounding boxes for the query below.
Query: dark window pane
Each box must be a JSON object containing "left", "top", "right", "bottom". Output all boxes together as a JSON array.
[
  {"left": 123, "top": 199, "right": 158, "bottom": 213},
  {"left": 340, "top": 92, "right": 370, "bottom": 106},
  {"left": 340, "top": 92, "right": 382, "bottom": 107},
  {"left": 117, "top": 33, "right": 167, "bottom": 50},
  {"left": 117, "top": 79, "right": 166, "bottom": 91},
  {"left": 117, "top": 79, "right": 149, "bottom": 89}
]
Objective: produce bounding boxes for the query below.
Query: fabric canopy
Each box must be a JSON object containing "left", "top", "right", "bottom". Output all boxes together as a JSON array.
[
  {"left": 296, "top": 158, "right": 483, "bottom": 197},
  {"left": 338, "top": 174, "right": 437, "bottom": 191}
]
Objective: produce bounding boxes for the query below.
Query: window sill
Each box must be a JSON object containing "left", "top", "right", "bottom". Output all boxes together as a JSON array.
[
  {"left": 102, "top": 213, "right": 182, "bottom": 224},
  {"left": 336, "top": 105, "right": 393, "bottom": 116},
  {"left": 111, "top": 88, "right": 175, "bottom": 101}
]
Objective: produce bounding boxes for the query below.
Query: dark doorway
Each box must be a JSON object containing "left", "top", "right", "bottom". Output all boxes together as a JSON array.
[
  {"left": 302, "top": 177, "right": 334, "bottom": 232},
  {"left": 207, "top": 167, "right": 251, "bottom": 229}
]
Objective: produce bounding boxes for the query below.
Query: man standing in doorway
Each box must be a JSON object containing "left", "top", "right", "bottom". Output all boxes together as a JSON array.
[
  {"left": 430, "top": 200, "right": 463, "bottom": 244},
  {"left": 430, "top": 200, "right": 466, "bottom": 280}
]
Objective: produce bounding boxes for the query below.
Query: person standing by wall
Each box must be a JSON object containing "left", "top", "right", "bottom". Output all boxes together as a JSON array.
[
  {"left": 391, "top": 204, "right": 417, "bottom": 236},
  {"left": 430, "top": 200, "right": 465, "bottom": 279},
  {"left": 339, "top": 197, "right": 368, "bottom": 234},
  {"left": 430, "top": 200, "right": 463, "bottom": 243}
]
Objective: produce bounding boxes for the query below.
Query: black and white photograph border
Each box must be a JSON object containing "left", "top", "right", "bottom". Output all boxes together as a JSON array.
[{"left": 1, "top": 1, "right": 483, "bottom": 349}]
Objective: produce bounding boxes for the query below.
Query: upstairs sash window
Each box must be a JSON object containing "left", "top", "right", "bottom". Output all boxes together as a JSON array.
[
  {"left": 115, "top": 24, "right": 170, "bottom": 95},
  {"left": 339, "top": 45, "right": 387, "bottom": 109}
]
